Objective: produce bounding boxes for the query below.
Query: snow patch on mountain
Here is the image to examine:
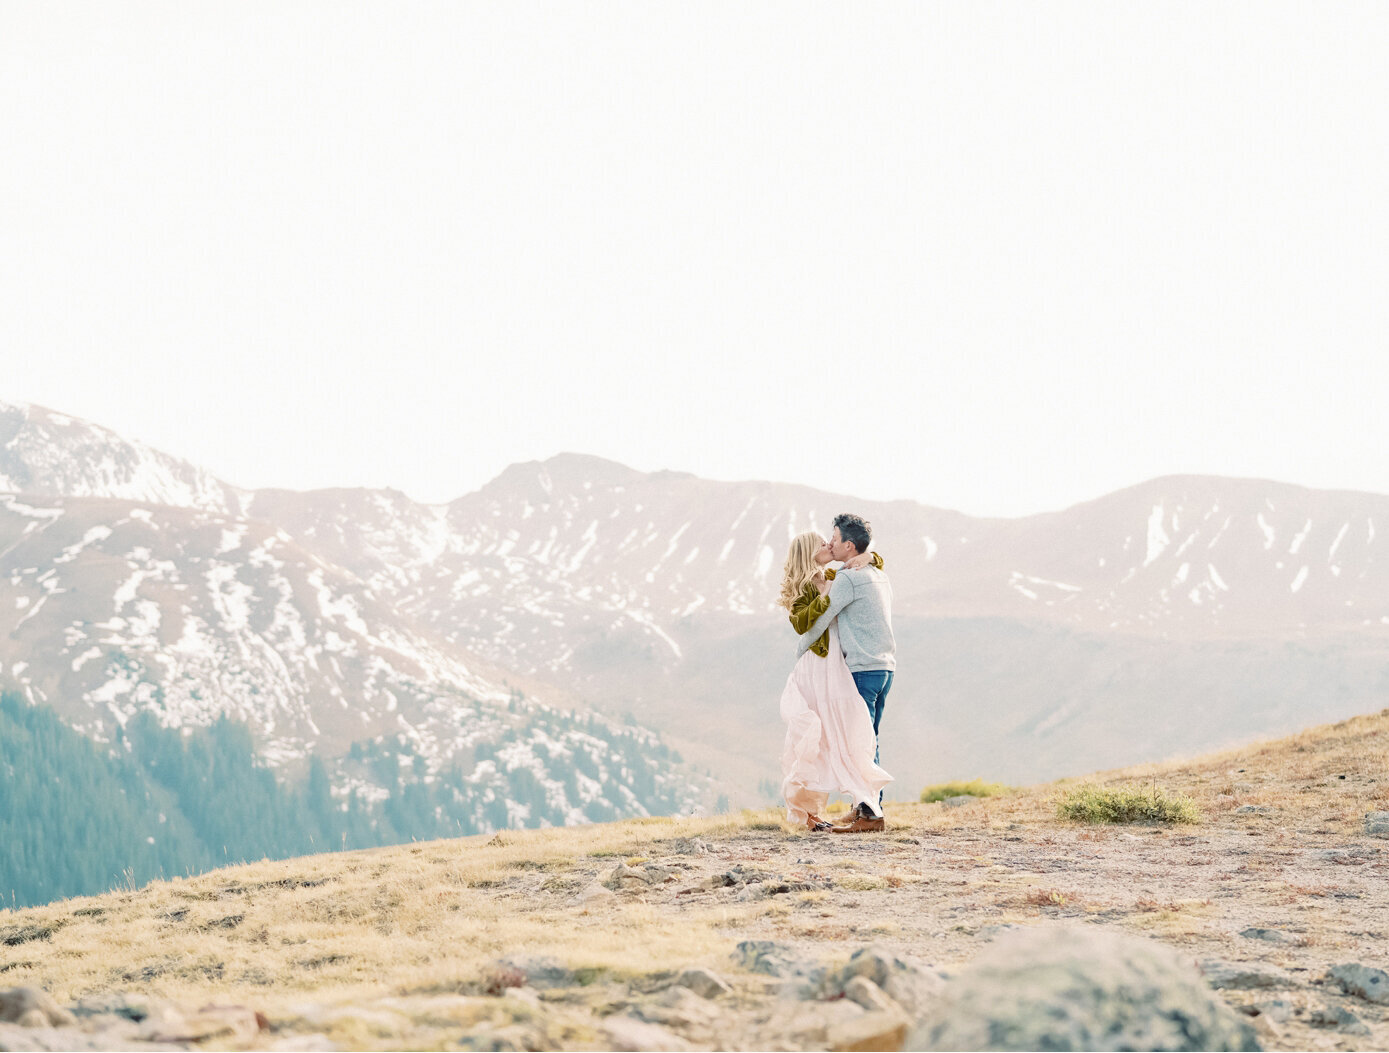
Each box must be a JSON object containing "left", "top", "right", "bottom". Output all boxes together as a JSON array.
[
  {"left": 1144, "top": 505, "right": 1170, "bottom": 566},
  {"left": 1289, "top": 519, "right": 1312, "bottom": 555},
  {"left": 0, "top": 401, "right": 247, "bottom": 513},
  {"left": 1328, "top": 522, "right": 1349, "bottom": 561}
]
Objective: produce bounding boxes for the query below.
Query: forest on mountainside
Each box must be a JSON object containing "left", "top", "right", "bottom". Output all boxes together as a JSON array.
[{"left": 0, "top": 692, "right": 686, "bottom": 908}]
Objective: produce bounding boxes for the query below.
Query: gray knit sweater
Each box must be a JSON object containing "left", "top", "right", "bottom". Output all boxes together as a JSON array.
[{"left": 794, "top": 564, "right": 896, "bottom": 672}]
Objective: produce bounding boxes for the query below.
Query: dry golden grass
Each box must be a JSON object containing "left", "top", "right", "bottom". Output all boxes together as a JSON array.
[{"left": 0, "top": 811, "right": 791, "bottom": 1013}]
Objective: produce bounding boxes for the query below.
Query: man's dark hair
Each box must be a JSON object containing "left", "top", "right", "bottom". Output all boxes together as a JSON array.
[{"left": 833, "top": 513, "right": 872, "bottom": 555}]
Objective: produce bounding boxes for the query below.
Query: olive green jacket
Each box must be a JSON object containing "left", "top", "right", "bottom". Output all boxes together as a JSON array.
[{"left": 788, "top": 553, "right": 884, "bottom": 658}]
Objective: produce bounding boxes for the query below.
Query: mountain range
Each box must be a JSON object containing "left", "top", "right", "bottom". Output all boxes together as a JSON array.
[{"left": 4, "top": 398, "right": 1387, "bottom": 807}]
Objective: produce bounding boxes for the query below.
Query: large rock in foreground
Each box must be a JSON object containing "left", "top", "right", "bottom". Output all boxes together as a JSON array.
[{"left": 907, "top": 926, "right": 1260, "bottom": 1052}]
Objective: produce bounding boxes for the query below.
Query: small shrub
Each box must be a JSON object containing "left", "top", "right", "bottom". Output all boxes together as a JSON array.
[
  {"left": 743, "top": 813, "right": 784, "bottom": 831},
  {"left": 1056, "top": 783, "right": 1200, "bottom": 824},
  {"left": 836, "top": 875, "right": 888, "bottom": 892},
  {"left": 920, "top": 779, "right": 1010, "bottom": 803}
]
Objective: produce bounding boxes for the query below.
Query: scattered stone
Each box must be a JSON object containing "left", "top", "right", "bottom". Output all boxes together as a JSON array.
[
  {"left": 834, "top": 946, "right": 907, "bottom": 988},
  {"left": 734, "top": 885, "right": 765, "bottom": 902},
  {"left": 147, "top": 1004, "right": 263, "bottom": 1044},
  {"left": 1233, "top": 805, "right": 1271, "bottom": 814},
  {"left": 131, "top": 1005, "right": 197, "bottom": 1044},
  {"left": 907, "top": 927, "right": 1259, "bottom": 1052},
  {"left": 602, "top": 864, "right": 651, "bottom": 891},
  {"left": 941, "top": 796, "right": 973, "bottom": 808},
  {"left": 1239, "top": 928, "right": 1299, "bottom": 945},
  {"left": 1313, "top": 844, "right": 1378, "bottom": 862},
  {"left": 841, "top": 977, "right": 903, "bottom": 1016},
  {"left": 668, "top": 838, "right": 710, "bottom": 855},
  {"left": 1250, "top": 998, "right": 1292, "bottom": 1023},
  {"left": 708, "top": 864, "right": 772, "bottom": 890},
  {"left": 1366, "top": 811, "right": 1389, "bottom": 836},
  {"left": 828, "top": 1009, "right": 909, "bottom": 1052},
  {"left": 1247, "top": 1014, "right": 1281, "bottom": 1046},
  {"left": 733, "top": 940, "right": 799, "bottom": 977},
  {"left": 760, "top": 1000, "right": 863, "bottom": 1046},
  {"left": 491, "top": 955, "right": 575, "bottom": 990},
  {"left": 603, "top": 1014, "right": 691, "bottom": 1051},
  {"left": 784, "top": 968, "right": 832, "bottom": 1002},
  {"left": 675, "top": 967, "right": 732, "bottom": 999},
  {"left": 977, "top": 923, "right": 1022, "bottom": 940},
  {"left": 69, "top": 992, "right": 159, "bottom": 1023},
  {"left": 631, "top": 986, "right": 720, "bottom": 1031},
  {"left": 830, "top": 946, "right": 943, "bottom": 1017},
  {"left": 0, "top": 989, "right": 76, "bottom": 1028},
  {"left": 1327, "top": 962, "right": 1389, "bottom": 1004},
  {"left": 572, "top": 883, "right": 616, "bottom": 906},
  {"left": 1307, "top": 1002, "right": 1371, "bottom": 1035},
  {"left": 1199, "top": 960, "right": 1295, "bottom": 990}
]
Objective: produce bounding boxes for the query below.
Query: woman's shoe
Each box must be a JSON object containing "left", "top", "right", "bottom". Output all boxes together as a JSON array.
[{"left": 806, "top": 814, "right": 833, "bottom": 832}]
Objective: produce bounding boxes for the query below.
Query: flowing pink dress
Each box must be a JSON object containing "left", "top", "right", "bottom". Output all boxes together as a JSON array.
[{"left": 780, "top": 621, "right": 893, "bottom": 825}]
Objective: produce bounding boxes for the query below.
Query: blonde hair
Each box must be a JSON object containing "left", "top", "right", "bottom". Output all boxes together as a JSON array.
[{"left": 777, "top": 531, "right": 824, "bottom": 610}]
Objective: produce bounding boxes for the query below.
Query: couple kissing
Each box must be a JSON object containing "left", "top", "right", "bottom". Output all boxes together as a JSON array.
[{"left": 777, "top": 513, "right": 895, "bottom": 834}]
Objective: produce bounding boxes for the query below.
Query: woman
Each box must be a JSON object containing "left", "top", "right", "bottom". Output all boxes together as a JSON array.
[{"left": 777, "top": 532, "right": 892, "bottom": 831}]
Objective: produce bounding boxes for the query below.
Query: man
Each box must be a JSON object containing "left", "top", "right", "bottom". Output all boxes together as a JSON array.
[{"left": 796, "top": 512, "right": 896, "bottom": 832}]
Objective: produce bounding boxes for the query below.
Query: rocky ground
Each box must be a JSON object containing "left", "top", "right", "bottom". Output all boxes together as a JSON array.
[{"left": 3, "top": 711, "right": 1388, "bottom": 1051}]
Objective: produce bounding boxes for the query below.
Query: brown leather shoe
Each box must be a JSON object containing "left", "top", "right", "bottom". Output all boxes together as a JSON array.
[
  {"left": 832, "top": 803, "right": 876, "bottom": 826},
  {"left": 831, "top": 814, "right": 885, "bottom": 833},
  {"left": 805, "top": 814, "right": 832, "bottom": 832}
]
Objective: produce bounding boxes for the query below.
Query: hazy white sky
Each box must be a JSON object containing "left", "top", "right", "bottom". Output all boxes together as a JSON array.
[{"left": 3, "top": 4, "right": 1386, "bottom": 516}]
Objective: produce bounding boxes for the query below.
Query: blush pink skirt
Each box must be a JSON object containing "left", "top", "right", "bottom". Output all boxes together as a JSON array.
[{"left": 780, "top": 622, "right": 893, "bottom": 825}]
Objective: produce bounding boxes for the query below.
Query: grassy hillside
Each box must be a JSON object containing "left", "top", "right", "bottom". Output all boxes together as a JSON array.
[{"left": 2, "top": 707, "right": 1386, "bottom": 1050}]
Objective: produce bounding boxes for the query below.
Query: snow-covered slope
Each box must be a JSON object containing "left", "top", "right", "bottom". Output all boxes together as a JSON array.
[
  {"left": 0, "top": 401, "right": 246, "bottom": 514},
  {"left": 0, "top": 490, "right": 699, "bottom": 826},
  {"left": 919, "top": 474, "right": 1389, "bottom": 638}
]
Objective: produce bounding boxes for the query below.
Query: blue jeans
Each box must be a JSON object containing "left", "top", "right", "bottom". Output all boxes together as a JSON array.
[{"left": 851, "top": 669, "right": 892, "bottom": 809}]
